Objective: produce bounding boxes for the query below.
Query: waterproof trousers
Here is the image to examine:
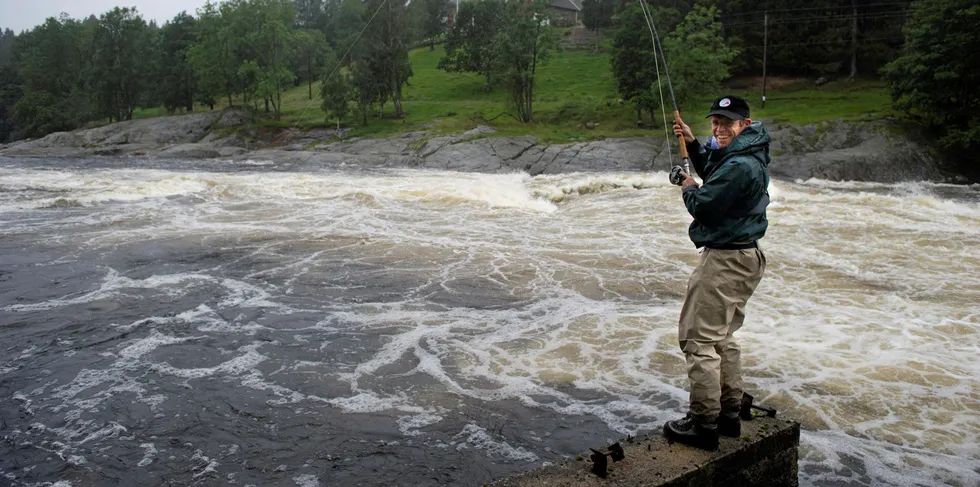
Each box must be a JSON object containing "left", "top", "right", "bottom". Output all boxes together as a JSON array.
[{"left": 678, "top": 245, "right": 766, "bottom": 420}]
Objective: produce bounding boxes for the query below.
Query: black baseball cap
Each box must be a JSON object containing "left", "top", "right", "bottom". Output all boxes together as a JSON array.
[{"left": 706, "top": 95, "right": 750, "bottom": 120}]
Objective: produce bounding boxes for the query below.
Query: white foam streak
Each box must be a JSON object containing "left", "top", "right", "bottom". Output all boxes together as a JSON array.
[
  {"left": 3, "top": 165, "right": 978, "bottom": 485},
  {"left": 453, "top": 424, "right": 538, "bottom": 462}
]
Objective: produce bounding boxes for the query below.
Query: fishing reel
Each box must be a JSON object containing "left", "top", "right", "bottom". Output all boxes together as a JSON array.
[{"left": 669, "top": 165, "right": 686, "bottom": 186}]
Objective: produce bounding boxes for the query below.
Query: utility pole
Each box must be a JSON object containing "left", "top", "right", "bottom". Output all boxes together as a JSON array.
[{"left": 762, "top": 12, "right": 768, "bottom": 108}]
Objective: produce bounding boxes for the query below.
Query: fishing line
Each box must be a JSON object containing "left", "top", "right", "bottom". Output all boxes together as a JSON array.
[
  {"left": 635, "top": 0, "right": 691, "bottom": 182},
  {"left": 637, "top": 0, "right": 672, "bottom": 165}
]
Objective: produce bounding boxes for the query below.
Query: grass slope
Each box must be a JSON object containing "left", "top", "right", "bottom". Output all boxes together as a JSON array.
[{"left": 136, "top": 44, "right": 896, "bottom": 143}]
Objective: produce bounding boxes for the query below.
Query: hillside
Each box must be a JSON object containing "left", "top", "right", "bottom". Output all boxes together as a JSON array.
[{"left": 147, "top": 44, "right": 897, "bottom": 144}]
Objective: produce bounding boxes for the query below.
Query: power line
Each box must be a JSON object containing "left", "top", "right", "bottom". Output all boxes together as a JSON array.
[
  {"left": 720, "top": 1, "right": 912, "bottom": 18},
  {"left": 725, "top": 11, "right": 907, "bottom": 29},
  {"left": 770, "top": 35, "right": 906, "bottom": 47}
]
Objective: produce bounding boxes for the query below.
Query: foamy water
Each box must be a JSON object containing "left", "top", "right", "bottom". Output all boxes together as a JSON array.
[{"left": 0, "top": 157, "right": 977, "bottom": 486}]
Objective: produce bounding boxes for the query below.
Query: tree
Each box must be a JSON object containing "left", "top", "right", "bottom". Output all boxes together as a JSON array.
[
  {"left": 882, "top": 0, "right": 980, "bottom": 153},
  {"left": 246, "top": 0, "right": 297, "bottom": 120},
  {"left": 188, "top": 1, "right": 237, "bottom": 108},
  {"left": 13, "top": 15, "right": 92, "bottom": 135},
  {"left": 0, "top": 65, "right": 23, "bottom": 141},
  {"left": 438, "top": 0, "right": 509, "bottom": 89},
  {"left": 659, "top": 6, "right": 738, "bottom": 110},
  {"left": 412, "top": 0, "right": 448, "bottom": 51},
  {"left": 0, "top": 28, "right": 15, "bottom": 67},
  {"left": 319, "top": 52, "right": 351, "bottom": 128},
  {"left": 329, "top": 0, "right": 365, "bottom": 54},
  {"left": 157, "top": 12, "right": 197, "bottom": 113},
  {"left": 293, "top": 0, "right": 328, "bottom": 31},
  {"left": 90, "top": 7, "right": 154, "bottom": 122},
  {"left": 610, "top": 3, "right": 664, "bottom": 122},
  {"left": 581, "top": 0, "right": 614, "bottom": 52},
  {"left": 349, "top": 58, "right": 383, "bottom": 124},
  {"left": 360, "top": 0, "right": 413, "bottom": 118},
  {"left": 492, "top": 0, "right": 558, "bottom": 123},
  {"left": 294, "top": 29, "right": 328, "bottom": 100},
  {"left": 612, "top": 4, "right": 734, "bottom": 125}
]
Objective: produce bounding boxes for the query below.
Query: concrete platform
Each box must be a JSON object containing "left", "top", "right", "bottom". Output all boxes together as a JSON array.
[{"left": 491, "top": 417, "right": 800, "bottom": 487}]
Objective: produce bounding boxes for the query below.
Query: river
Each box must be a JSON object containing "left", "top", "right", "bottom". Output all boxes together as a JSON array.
[{"left": 0, "top": 156, "right": 977, "bottom": 487}]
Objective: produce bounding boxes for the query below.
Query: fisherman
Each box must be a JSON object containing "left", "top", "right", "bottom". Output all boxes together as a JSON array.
[{"left": 663, "top": 95, "right": 771, "bottom": 451}]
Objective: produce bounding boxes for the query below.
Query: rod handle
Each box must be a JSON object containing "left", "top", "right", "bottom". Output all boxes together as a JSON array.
[{"left": 673, "top": 110, "right": 690, "bottom": 159}]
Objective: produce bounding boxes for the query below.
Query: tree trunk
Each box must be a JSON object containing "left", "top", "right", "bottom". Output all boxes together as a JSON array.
[
  {"left": 276, "top": 91, "right": 282, "bottom": 121},
  {"left": 394, "top": 77, "right": 403, "bottom": 118},
  {"left": 527, "top": 24, "right": 539, "bottom": 123},
  {"left": 849, "top": 3, "right": 858, "bottom": 80}
]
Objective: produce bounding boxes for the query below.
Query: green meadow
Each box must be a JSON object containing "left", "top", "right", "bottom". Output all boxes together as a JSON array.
[{"left": 139, "top": 45, "right": 896, "bottom": 142}]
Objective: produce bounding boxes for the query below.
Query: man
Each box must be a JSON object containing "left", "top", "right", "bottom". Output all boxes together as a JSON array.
[{"left": 663, "top": 95, "right": 770, "bottom": 451}]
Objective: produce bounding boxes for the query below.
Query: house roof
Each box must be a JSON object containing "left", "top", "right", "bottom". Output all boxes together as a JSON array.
[{"left": 551, "top": 0, "right": 581, "bottom": 11}]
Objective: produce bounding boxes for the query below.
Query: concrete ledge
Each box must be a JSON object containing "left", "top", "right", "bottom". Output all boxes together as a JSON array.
[{"left": 491, "top": 417, "right": 800, "bottom": 487}]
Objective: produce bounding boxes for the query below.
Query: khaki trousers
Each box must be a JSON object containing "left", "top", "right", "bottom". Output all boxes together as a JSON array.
[{"left": 678, "top": 245, "right": 766, "bottom": 420}]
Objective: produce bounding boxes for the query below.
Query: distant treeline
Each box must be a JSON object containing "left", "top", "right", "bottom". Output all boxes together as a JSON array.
[{"left": 0, "top": 0, "right": 976, "bottom": 157}]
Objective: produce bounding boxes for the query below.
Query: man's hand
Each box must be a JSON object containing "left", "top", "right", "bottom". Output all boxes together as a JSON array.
[
  {"left": 673, "top": 118, "right": 695, "bottom": 144},
  {"left": 680, "top": 172, "right": 699, "bottom": 190}
]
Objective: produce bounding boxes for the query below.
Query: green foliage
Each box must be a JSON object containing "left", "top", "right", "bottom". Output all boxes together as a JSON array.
[
  {"left": 90, "top": 7, "right": 154, "bottom": 122},
  {"left": 294, "top": 0, "right": 329, "bottom": 31},
  {"left": 157, "top": 12, "right": 197, "bottom": 114},
  {"left": 0, "top": 65, "right": 22, "bottom": 141},
  {"left": 187, "top": 1, "right": 236, "bottom": 108},
  {"left": 660, "top": 6, "right": 738, "bottom": 109},
  {"left": 0, "top": 0, "right": 916, "bottom": 144},
  {"left": 0, "top": 28, "right": 15, "bottom": 67},
  {"left": 882, "top": 0, "right": 980, "bottom": 152},
  {"left": 12, "top": 15, "right": 93, "bottom": 135},
  {"left": 411, "top": 0, "right": 448, "bottom": 50},
  {"left": 582, "top": 0, "right": 614, "bottom": 33},
  {"left": 492, "top": 0, "right": 559, "bottom": 123},
  {"left": 320, "top": 55, "right": 351, "bottom": 127},
  {"left": 612, "top": 5, "right": 735, "bottom": 124},
  {"left": 610, "top": 4, "right": 673, "bottom": 122},
  {"left": 329, "top": 0, "right": 366, "bottom": 54},
  {"left": 355, "top": 0, "right": 413, "bottom": 118},
  {"left": 439, "top": 0, "right": 509, "bottom": 89},
  {"left": 293, "top": 29, "right": 329, "bottom": 100},
  {"left": 349, "top": 59, "right": 385, "bottom": 125}
]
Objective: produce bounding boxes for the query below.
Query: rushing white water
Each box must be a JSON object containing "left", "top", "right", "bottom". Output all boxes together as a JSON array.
[{"left": 0, "top": 160, "right": 977, "bottom": 486}]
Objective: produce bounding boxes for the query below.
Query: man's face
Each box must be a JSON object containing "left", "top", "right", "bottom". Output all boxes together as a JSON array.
[{"left": 710, "top": 115, "right": 751, "bottom": 148}]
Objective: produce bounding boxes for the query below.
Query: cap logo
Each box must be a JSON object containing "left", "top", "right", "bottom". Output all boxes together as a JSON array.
[{"left": 719, "top": 98, "right": 731, "bottom": 107}]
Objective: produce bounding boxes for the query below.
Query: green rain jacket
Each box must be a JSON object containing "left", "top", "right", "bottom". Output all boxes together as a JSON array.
[{"left": 681, "top": 122, "right": 771, "bottom": 248}]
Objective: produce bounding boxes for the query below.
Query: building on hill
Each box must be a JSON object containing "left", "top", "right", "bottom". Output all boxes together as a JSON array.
[{"left": 549, "top": 0, "right": 581, "bottom": 27}]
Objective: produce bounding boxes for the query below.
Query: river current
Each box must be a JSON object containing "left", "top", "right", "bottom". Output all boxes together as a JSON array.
[{"left": 0, "top": 156, "right": 977, "bottom": 487}]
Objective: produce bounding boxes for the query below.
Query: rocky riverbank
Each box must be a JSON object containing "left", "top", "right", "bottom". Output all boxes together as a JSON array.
[{"left": 0, "top": 108, "right": 964, "bottom": 183}]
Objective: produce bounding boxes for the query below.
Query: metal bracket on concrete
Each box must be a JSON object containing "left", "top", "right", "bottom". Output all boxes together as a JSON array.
[
  {"left": 590, "top": 442, "right": 626, "bottom": 478},
  {"left": 740, "top": 393, "right": 778, "bottom": 420}
]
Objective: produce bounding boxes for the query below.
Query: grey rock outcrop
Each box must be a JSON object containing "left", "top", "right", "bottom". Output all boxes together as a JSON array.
[
  {"left": 0, "top": 111, "right": 955, "bottom": 183},
  {"left": 767, "top": 121, "right": 941, "bottom": 182}
]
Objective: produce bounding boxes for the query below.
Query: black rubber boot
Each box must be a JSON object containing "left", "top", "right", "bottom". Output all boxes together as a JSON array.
[
  {"left": 717, "top": 410, "right": 741, "bottom": 437},
  {"left": 663, "top": 415, "right": 719, "bottom": 451}
]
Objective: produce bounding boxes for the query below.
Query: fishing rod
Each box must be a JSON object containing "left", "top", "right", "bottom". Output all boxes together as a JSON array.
[{"left": 635, "top": 0, "right": 690, "bottom": 185}]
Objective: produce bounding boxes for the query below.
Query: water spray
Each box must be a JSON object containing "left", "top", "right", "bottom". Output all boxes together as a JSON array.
[{"left": 636, "top": 0, "right": 690, "bottom": 185}]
